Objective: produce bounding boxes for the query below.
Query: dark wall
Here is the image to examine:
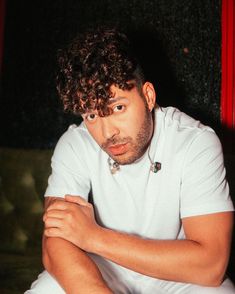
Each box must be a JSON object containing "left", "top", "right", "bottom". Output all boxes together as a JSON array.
[{"left": 1, "top": 0, "right": 221, "bottom": 148}]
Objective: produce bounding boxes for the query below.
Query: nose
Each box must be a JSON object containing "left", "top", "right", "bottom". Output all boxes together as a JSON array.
[{"left": 100, "top": 117, "right": 120, "bottom": 140}]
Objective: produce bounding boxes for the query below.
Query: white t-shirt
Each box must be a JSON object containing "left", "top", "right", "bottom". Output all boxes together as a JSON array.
[{"left": 45, "top": 106, "right": 234, "bottom": 282}]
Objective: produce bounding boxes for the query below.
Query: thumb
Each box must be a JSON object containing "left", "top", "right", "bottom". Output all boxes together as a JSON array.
[{"left": 65, "top": 194, "right": 88, "bottom": 206}]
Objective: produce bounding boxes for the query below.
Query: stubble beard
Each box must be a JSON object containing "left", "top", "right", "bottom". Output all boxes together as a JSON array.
[{"left": 102, "top": 109, "right": 153, "bottom": 165}]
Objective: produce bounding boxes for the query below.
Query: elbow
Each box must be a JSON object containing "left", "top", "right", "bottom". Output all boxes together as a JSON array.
[
  {"left": 202, "top": 274, "right": 225, "bottom": 288},
  {"left": 209, "top": 254, "right": 230, "bottom": 287},
  {"left": 195, "top": 274, "right": 224, "bottom": 288},
  {"left": 203, "top": 275, "right": 224, "bottom": 288},
  {"left": 208, "top": 265, "right": 227, "bottom": 287},
  {"left": 198, "top": 258, "right": 228, "bottom": 287}
]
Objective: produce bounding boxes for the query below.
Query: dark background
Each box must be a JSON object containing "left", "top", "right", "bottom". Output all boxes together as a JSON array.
[
  {"left": 1, "top": 0, "right": 221, "bottom": 149},
  {"left": 1, "top": 0, "right": 234, "bottom": 291}
]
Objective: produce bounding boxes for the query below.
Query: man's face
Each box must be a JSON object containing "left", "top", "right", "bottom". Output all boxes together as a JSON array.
[{"left": 82, "top": 82, "right": 156, "bottom": 165}]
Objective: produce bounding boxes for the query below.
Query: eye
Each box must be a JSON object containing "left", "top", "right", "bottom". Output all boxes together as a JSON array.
[
  {"left": 113, "top": 104, "right": 125, "bottom": 113},
  {"left": 86, "top": 113, "right": 97, "bottom": 122}
]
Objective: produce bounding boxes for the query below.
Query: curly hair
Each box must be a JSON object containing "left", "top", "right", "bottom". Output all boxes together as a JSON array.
[{"left": 56, "top": 28, "right": 145, "bottom": 116}]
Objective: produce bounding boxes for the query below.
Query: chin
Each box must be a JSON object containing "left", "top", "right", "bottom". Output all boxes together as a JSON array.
[{"left": 112, "top": 152, "right": 142, "bottom": 165}]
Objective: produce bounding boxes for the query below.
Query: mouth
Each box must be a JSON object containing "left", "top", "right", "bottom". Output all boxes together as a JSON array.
[{"left": 106, "top": 143, "right": 129, "bottom": 156}]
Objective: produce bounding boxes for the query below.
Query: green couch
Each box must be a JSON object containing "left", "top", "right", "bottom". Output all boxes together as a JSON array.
[
  {"left": 0, "top": 147, "right": 234, "bottom": 293},
  {"left": 0, "top": 148, "right": 52, "bottom": 293}
]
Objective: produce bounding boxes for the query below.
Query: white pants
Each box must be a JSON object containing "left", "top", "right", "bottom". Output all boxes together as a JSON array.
[{"left": 25, "top": 270, "right": 235, "bottom": 294}]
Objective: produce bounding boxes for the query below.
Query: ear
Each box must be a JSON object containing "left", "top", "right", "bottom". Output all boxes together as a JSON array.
[{"left": 142, "top": 82, "right": 156, "bottom": 111}]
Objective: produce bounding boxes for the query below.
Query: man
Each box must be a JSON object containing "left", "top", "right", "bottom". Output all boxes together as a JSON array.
[{"left": 26, "top": 28, "right": 234, "bottom": 293}]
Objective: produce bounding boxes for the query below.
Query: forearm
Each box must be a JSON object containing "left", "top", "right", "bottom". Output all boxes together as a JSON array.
[
  {"left": 43, "top": 236, "right": 112, "bottom": 294},
  {"left": 91, "top": 227, "right": 224, "bottom": 286},
  {"left": 44, "top": 196, "right": 232, "bottom": 288}
]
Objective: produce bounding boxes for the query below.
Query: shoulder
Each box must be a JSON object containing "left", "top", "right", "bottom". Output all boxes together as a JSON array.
[
  {"left": 158, "top": 107, "right": 219, "bottom": 150},
  {"left": 55, "top": 122, "right": 98, "bottom": 153},
  {"left": 58, "top": 122, "right": 94, "bottom": 145},
  {"left": 159, "top": 106, "right": 211, "bottom": 132},
  {"left": 52, "top": 122, "right": 99, "bottom": 164}
]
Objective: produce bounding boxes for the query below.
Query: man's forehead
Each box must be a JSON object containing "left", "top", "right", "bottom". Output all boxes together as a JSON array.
[
  {"left": 109, "top": 82, "right": 136, "bottom": 96},
  {"left": 81, "top": 83, "right": 135, "bottom": 116}
]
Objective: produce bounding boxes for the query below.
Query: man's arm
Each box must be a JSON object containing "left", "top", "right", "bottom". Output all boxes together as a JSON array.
[
  {"left": 43, "top": 196, "right": 112, "bottom": 294},
  {"left": 92, "top": 212, "right": 233, "bottom": 287},
  {"left": 44, "top": 196, "right": 234, "bottom": 287}
]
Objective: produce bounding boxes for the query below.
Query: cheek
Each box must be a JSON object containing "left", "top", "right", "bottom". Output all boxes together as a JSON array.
[{"left": 124, "top": 106, "right": 147, "bottom": 133}]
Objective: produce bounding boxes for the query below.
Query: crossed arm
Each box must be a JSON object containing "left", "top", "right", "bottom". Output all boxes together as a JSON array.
[
  {"left": 43, "top": 195, "right": 234, "bottom": 293},
  {"left": 42, "top": 196, "right": 113, "bottom": 294}
]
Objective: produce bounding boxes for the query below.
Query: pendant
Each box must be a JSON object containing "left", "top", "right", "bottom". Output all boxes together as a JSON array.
[
  {"left": 150, "top": 162, "right": 161, "bottom": 173},
  {"left": 111, "top": 162, "right": 120, "bottom": 174}
]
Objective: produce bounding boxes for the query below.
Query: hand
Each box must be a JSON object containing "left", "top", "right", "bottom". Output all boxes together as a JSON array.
[{"left": 43, "top": 195, "right": 100, "bottom": 251}]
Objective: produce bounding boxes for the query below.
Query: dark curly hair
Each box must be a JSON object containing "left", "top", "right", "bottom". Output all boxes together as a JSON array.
[{"left": 56, "top": 28, "right": 145, "bottom": 116}]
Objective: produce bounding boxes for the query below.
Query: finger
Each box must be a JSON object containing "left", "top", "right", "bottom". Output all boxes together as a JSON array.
[
  {"left": 44, "top": 217, "right": 64, "bottom": 229},
  {"left": 43, "top": 209, "right": 65, "bottom": 221},
  {"left": 47, "top": 200, "right": 70, "bottom": 211},
  {"left": 46, "top": 197, "right": 65, "bottom": 210},
  {"left": 65, "top": 195, "right": 89, "bottom": 206},
  {"left": 44, "top": 227, "right": 63, "bottom": 238}
]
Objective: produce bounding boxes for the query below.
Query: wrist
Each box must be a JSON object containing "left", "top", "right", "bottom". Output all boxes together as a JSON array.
[{"left": 87, "top": 225, "right": 107, "bottom": 254}]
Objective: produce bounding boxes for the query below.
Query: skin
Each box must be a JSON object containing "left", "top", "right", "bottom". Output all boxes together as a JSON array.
[
  {"left": 43, "top": 197, "right": 113, "bottom": 294},
  {"left": 42, "top": 82, "right": 156, "bottom": 293},
  {"left": 82, "top": 82, "right": 155, "bottom": 165},
  {"left": 43, "top": 82, "right": 234, "bottom": 292},
  {"left": 44, "top": 196, "right": 233, "bottom": 286}
]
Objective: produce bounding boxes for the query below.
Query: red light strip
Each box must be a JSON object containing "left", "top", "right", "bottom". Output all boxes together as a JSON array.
[{"left": 221, "top": 0, "right": 235, "bottom": 128}]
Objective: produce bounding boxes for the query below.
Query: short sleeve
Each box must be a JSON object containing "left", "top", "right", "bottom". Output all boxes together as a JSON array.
[
  {"left": 180, "top": 130, "right": 234, "bottom": 218},
  {"left": 44, "top": 128, "right": 91, "bottom": 200}
]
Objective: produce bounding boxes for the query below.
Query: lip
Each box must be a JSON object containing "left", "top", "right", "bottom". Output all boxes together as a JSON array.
[{"left": 107, "top": 143, "right": 129, "bottom": 156}]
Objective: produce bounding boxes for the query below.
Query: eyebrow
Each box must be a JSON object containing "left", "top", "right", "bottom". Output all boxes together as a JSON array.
[
  {"left": 107, "top": 97, "right": 128, "bottom": 105},
  {"left": 81, "top": 97, "right": 129, "bottom": 117}
]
